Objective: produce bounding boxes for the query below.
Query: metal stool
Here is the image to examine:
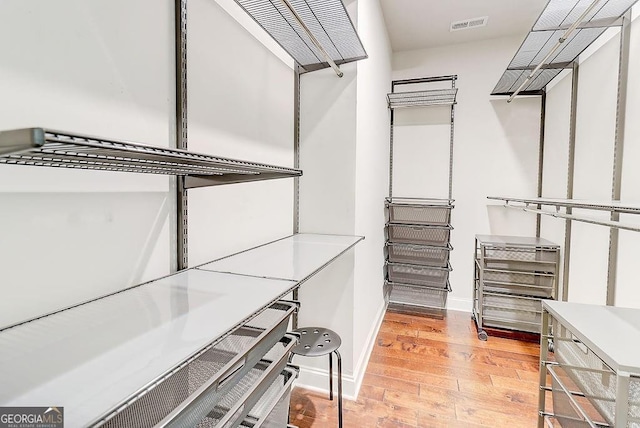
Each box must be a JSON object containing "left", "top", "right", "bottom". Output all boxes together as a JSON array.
[{"left": 289, "top": 327, "right": 342, "bottom": 428}]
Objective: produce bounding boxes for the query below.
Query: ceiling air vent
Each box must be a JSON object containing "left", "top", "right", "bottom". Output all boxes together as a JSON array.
[{"left": 450, "top": 16, "right": 488, "bottom": 32}]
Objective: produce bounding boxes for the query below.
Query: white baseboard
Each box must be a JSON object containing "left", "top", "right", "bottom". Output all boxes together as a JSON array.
[
  {"left": 447, "top": 296, "right": 472, "bottom": 313},
  {"left": 293, "top": 300, "right": 387, "bottom": 401}
]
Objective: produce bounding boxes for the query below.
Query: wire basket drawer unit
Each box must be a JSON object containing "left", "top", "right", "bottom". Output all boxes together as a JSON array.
[
  {"left": 385, "top": 280, "right": 449, "bottom": 311},
  {"left": 386, "top": 242, "right": 452, "bottom": 268},
  {"left": 187, "top": 341, "right": 295, "bottom": 428},
  {"left": 386, "top": 198, "right": 453, "bottom": 226},
  {"left": 481, "top": 268, "right": 556, "bottom": 299},
  {"left": 552, "top": 317, "right": 640, "bottom": 427},
  {"left": 547, "top": 364, "right": 611, "bottom": 428},
  {"left": 386, "top": 262, "right": 450, "bottom": 288},
  {"left": 386, "top": 223, "right": 452, "bottom": 247},
  {"left": 99, "top": 301, "right": 297, "bottom": 428},
  {"left": 481, "top": 293, "right": 542, "bottom": 334}
]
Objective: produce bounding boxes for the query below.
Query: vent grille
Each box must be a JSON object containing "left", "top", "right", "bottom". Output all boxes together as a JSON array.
[{"left": 450, "top": 16, "right": 488, "bottom": 32}]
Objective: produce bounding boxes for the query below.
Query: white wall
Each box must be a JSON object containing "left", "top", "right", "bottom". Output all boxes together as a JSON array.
[
  {"left": 0, "top": 0, "right": 174, "bottom": 328},
  {"left": 353, "top": 0, "right": 393, "bottom": 398},
  {"left": 186, "top": 0, "right": 295, "bottom": 264},
  {"left": 296, "top": 0, "right": 392, "bottom": 399},
  {"left": 392, "top": 37, "right": 541, "bottom": 311},
  {"left": 541, "top": 11, "right": 640, "bottom": 309}
]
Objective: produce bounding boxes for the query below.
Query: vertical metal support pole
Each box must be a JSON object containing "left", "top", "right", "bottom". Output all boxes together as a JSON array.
[
  {"left": 388, "top": 82, "right": 395, "bottom": 198},
  {"left": 448, "top": 77, "right": 457, "bottom": 201},
  {"left": 292, "top": 64, "right": 301, "bottom": 329},
  {"left": 175, "top": 0, "right": 189, "bottom": 271},
  {"left": 536, "top": 91, "right": 547, "bottom": 238},
  {"left": 606, "top": 11, "right": 631, "bottom": 306},
  {"left": 562, "top": 62, "right": 579, "bottom": 302},
  {"left": 537, "top": 309, "right": 550, "bottom": 428}
]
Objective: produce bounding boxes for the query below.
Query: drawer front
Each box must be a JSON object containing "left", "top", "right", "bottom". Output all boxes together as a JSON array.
[
  {"left": 241, "top": 366, "right": 298, "bottom": 428},
  {"left": 385, "top": 281, "right": 449, "bottom": 311},
  {"left": 481, "top": 269, "right": 555, "bottom": 298},
  {"left": 387, "top": 204, "right": 452, "bottom": 226},
  {"left": 480, "top": 245, "right": 559, "bottom": 264},
  {"left": 481, "top": 293, "right": 542, "bottom": 333},
  {"left": 386, "top": 224, "right": 451, "bottom": 246},
  {"left": 386, "top": 243, "right": 451, "bottom": 268},
  {"left": 387, "top": 263, "right": 450, "bottom": 288},
  {"left": 481, "top": 278, "right": 554, "bottom": 299}
]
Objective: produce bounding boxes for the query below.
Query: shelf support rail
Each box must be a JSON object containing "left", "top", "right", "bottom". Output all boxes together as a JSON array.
[
  {"left": 278, "top": 0, "right": 343, "bottom": 78},
  {"left": 507, "top": 0, "right": 603, "bottom": 103}
]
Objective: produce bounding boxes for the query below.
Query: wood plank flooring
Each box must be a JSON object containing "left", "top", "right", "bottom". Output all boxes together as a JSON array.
[{"left": 289, "top": 310, "right": 542, "bottom": 427}]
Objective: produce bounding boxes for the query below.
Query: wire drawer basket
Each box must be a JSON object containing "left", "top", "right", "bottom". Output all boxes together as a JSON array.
[
  {"left": 481, "top": 293, "right": 542, "bottom": 333},
  {"left": 385, "top": 281, "right": 449, "bottom": 311},
  {"left": 386, "top": 243, "right": 451, "bottom": 268},
  {"left": 386, "top": 262, "right": 450, "bottom": 288},
  {"left": 386, "top": 202, "right": 452, "bottom": 226},
  {"left": 481, "top": 268, "right": 555, "bottom": 299},
  {"left": 479, "top": 245, "right": 559, "bottom": 273},
  {"left": 553, "top": 317, "right": 640, "bottom": 427},
  {"left": 386, "top": 224, "right": 452, "bottom": 246},
  {"left": 99, "top": 302, "right": 296, "bottom": 428}
]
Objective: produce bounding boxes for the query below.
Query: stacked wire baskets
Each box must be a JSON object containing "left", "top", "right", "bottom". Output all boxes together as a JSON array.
[
  {"left": 384, "top": 198, "right": 453, "bottom": 315},
  {"left": 473, "top": 236, "right": 560, "bottom": 340}
]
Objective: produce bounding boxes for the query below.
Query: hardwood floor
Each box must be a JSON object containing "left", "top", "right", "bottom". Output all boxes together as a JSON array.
[{"left": 289, "top": 309, "right": 542, "bottom": 427}]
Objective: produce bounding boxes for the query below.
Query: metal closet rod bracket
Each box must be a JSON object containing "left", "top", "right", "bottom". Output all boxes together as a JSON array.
[{"left": 278, "top": 0, "right": 343, "bottom": 78}]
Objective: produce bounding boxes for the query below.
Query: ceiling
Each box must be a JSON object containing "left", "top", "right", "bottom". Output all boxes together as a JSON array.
[{"left": 380, "top": 0, "right": 549, "bottom": 52}]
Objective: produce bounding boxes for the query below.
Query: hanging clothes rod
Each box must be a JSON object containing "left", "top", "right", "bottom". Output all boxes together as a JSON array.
[
  {"left": 278, "top": 0, "right": 344, "bottom": 77},
  {"left": 503, "top": 204, "right": 640, "bottom": 232},
  {"left": 507, "top": 0, "right": 603, "bottom": 103}
]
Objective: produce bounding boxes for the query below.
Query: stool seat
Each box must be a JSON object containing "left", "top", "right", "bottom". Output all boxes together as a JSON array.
[
  {"left": 289, "top": 326, "right": 343, "bottom": 427},
  {"left": 291, "top": 327, "right": 341, "bottom": 357}
]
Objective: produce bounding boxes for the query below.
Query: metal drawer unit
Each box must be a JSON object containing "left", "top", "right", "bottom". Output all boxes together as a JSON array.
[
  {"left": 99, "top": 302, "right": 299, "bottom": 428},
  {"left": 538, "top": 301, "right": 640, "bottom": 428},
  {"left": 384, "top": 198, "right": 454, "bottom": 314},
  {"left": 473, "top": 235, "right": 559, "bottom": 340}
]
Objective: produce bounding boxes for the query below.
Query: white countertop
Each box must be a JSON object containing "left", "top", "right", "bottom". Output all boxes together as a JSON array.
[
  {"left": 543, "top": 300, "right": 640, "bottom": 374},
  {"left": 0, "top": 269, "right": 296, "bottom": 427},
  {"left": 197, "top": 233, "right": 364, "bottom": 281},
  {"left": 475, "top": 234, "right": 559, "bottom": 248},
  {"left": 0, "top": 233, "right": 364, "bottom": 427}
]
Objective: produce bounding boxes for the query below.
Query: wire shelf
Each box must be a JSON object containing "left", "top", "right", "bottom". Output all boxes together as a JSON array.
[
  {"left": 387, "top": 89, "right": 458, "bottom": 108},
  {"left": 0, "top": 128, "right": 301, "bottom": 187},
  {"left": 233, "top": 0, "right": 367, "bottom": 72},
  {"left": 491, "top": 0, "right": 638, "bottom": 95}
]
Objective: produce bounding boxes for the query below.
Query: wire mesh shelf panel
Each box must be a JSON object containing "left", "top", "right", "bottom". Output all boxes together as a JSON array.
[
  {"left": 386, "top": 263, "right": 450, "bottom": 288},
  {"left": 386, "top": 224, "right": 452, "bottom": 246},
  {"left": 491, "top": 0, "right": 638, "bottom": 95},
  {"left": 387, "top": 88, "right": 458, "bottom": 108},
  {"left": 385, "top": 281, "right": 449, "bottom": 311},
  {"left": 480, "top": 245, "right": 559, "bottom": 264},
  {"left": 386, "top": 203, "right": 453, "bottom": 226},
  {"left": 232, "top": 0, "right": 367, "bottom": 70},
  {"left": 386, "top": 243, "right": 451, "bottom": 268},
  {"left": 99, "top": 304, "right": 295, "bottom": 428},
  {"left": 0, "top": 128, "right": 302, "bottom": 179},
  {"left": 553, "top": 316, "right": 640, "bottom": 426}
]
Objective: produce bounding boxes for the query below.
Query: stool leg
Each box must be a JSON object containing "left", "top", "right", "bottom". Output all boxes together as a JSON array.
[
  {"left": 329, "top": 352, "right": 333, "bottom": 400},
  {"left": 335, "top": 350, "right": 343, "bottom": 428}
]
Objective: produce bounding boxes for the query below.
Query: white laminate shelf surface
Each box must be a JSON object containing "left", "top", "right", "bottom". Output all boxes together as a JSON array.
[
  {"left": 0, "top": 269, "right": 297, "bottom": 427},
  {"left": 475, "top": 234, "right": 559, "bottom": 248},
  {"left": 197, "top": 233, "right": 364, "bottom": 281},
  {"left": 543, "top": 301, "right": 640, "bottom": 374}
]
